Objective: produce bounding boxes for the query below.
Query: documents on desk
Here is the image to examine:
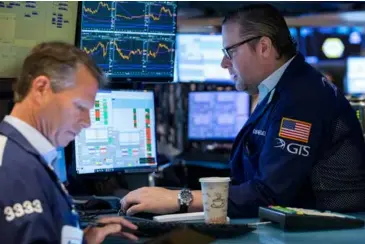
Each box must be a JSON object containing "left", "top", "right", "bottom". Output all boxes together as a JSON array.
[{"left": 153, "top": 212, "right": 230, "bottom": 223}]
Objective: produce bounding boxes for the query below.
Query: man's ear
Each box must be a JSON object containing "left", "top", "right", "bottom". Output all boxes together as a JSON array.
[
  {"left": 29, "top": 75, "right": 52, "bottom": 103},
  {"left": 258, "top": 36, "right": 273, "bottom": 59}
]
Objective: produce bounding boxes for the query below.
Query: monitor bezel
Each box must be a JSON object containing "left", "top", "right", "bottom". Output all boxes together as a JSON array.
[
  {"left": 73, "top": 89, "right": 158, "bottom": 176},
  {"left": 186, "top": 90, "right": 251, "bottom": 143},
  {"left": 76, "top": 1, "right": 177, "bottom": 84}
]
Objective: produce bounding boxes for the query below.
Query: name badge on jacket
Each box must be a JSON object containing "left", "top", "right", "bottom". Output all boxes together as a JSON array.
[{"left": 61, "top": 225, "right": 83, "bottom": 244}]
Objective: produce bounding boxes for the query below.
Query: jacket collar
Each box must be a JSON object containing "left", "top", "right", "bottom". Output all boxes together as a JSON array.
[
  {"left": 244, "top": 53, "right": 306, "bottom": 129},
  {"left": 0, "top": 121, "right": 42, "bottom": 158}
]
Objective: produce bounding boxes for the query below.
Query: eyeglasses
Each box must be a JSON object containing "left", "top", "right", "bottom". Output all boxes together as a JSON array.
[{"left": 222, "top": 36, "right": 262, "bottom": 60}]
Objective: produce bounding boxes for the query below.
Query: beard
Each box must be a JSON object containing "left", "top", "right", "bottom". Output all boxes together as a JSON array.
[{"left": 234, "top": 77, "right": 259, "bottom": 95}]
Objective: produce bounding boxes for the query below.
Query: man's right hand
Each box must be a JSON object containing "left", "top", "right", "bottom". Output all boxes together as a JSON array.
[
  {"left": 83, "top": 216, "right": 138, "bottom": 244},
  {"left": 121, "top": 187, "right": 180, "bottom": 216}
]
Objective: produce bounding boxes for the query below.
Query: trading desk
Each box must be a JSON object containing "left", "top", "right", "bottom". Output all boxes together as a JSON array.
[{"left": 104, "top": 213, "right": 365, "bottom": 244}]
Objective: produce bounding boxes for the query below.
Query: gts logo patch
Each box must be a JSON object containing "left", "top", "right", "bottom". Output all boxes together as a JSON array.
[{"left": 274, "top": 138, "right": 310, "bottom": 157}]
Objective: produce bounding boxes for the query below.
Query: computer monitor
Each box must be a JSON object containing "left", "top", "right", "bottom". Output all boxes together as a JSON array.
[
  {"left": 299, "top": 26, "right": 365, "bottom": 64},
  {"left": 78, "top": 1, "right": 177, "bottom": 82},
  {"left": 54, "top": 148, "right": 67, "bottom": 183},
  {"left": 188, "top": 91, "right": 250, "bottom": 141},
  {"left": 345, "top": 57, "right": 365, "bottom": 94},
  {"left": 74, "top": 90, "right": 157, "bottom": 174},
  {"left": 0, "top": 1, "right": 78, "bottom": 78},
  {"left": 175, "top": 33, "right": 232, "bottom": 83}
]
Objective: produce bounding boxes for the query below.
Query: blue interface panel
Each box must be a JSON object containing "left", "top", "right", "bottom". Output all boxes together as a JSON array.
[
  {"left": 188, "top": 91, "right": 250, "bottom": 140},
  {"left": 346, "top": 57, "right": 365, "bottom": 94},
  {"left": 79, "top": 1, "right": 177, "bottom": 79},
  {"left": 75, "top": 90, "right": 157, "bottom": 174},
  {"left": 175, "top": 33, "right": 232, "bottom": 83},
  {"left": 299, "top": 26, "right": 364, "bottom": 64}
]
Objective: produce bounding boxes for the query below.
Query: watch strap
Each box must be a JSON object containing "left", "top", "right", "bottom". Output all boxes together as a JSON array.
[{"left": 178, "top": 203, "right": 188, "bottom": 213}]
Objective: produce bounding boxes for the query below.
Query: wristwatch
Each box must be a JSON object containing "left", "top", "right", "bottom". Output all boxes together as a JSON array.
[{"left": 177, "top": 188, "right": 193, "bottom": 213}]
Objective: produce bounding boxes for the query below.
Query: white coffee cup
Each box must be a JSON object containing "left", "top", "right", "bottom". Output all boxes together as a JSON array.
[{"left": 199, "top": 177, "right": 230, "bottom": 224}]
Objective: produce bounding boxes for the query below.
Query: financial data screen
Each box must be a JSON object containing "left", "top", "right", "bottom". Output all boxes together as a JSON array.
[
  {"left": 79, "top": 1, "right": 177, "bottom": 80},
  {"left": 299, "top": 26, "right": 364, "bottom": 64},
  {"left": 175, "top": 34, "right": 232, "bottom": 83},
  {"left": 346, "top": 57, "right": 365, "bottom": 94},
  {"left": 188, "top": 91, "right": 250, "bottom": 140},
  {"left": 0, "top": 1, "right": 78, "bottom": 78},
  {"left": 75, "top": 90, "right": 157, "bottom": 174}
]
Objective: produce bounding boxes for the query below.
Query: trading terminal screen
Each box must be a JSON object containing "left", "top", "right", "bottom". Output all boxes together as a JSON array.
[
  {"left": 299, "top": 26, "right": 364, "bottom": 64},
  {"left": 175, "top": 33, "right": 232, "bottom": 83},
  {"left": 346, "top": 57, "right": 365, "bottom": 94},
  {"left": 0, "top": 1, "right": 78, "bottom": 78},
  {"left": 79, "top": 1, "right": 177, "bottom": 80},
  {"left": 188, "top": 91, "right": 250, "bottom": 141},
  {"left": 75, "top": 90, "right": 157, "bottom": 174}
]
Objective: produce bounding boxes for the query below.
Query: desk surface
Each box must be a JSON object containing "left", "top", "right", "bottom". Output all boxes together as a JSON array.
[
  {"left": 104, "top": 213, "right": 365, "bottom": 244},
  {"left": 216, "top": 213, "right": 365, "bottom": 244}
]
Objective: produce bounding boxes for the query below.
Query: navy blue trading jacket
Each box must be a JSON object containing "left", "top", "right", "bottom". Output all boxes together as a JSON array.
[
  {"left": 228, "top": 54, "right": 365, "bottom": 218},
  {"left": 0, "top": 121, "right": 79, "bottom": 243}
]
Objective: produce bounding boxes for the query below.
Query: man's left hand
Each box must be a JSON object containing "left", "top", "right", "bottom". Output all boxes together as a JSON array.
[{"left": 83, "top": 216, "right": 138, "bottom": 244}]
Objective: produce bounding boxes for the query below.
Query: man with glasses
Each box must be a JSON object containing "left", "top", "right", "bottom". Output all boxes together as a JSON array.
[{"left": 121, "top": 4, "right": 365, "bottom": 218}]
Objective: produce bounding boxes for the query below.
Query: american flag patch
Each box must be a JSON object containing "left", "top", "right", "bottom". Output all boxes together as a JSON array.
[{"left": 279, "top": 117, "right": 312, "bottom": 143}]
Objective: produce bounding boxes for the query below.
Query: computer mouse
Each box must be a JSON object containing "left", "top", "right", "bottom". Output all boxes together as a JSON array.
[{"left": 83, "top": 199, "right": 113, "bottom": 210}]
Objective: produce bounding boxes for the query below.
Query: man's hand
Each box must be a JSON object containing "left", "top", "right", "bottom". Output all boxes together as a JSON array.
[
  {"left": 121, "top": 187, "right": 179, "bottom": 215},
  {"left": 83, "top": 216, "right": 138, "bottom": 244}
]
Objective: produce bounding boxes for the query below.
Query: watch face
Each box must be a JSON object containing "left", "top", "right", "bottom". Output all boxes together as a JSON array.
[{"left": 179, "top": 189, "right": 193, "bottom": 204}]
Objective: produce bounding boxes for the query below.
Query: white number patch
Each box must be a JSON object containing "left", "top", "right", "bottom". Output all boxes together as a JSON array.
[
  {"left": 23, "top": 201, "right": 33, "bottom": 214},
  {"left": 13, "top": 203, "right": 24, "bottom": 218},
  {"left": 4, "top": 207, "right": 15, "bottom": 222},
  {"left": 3, "top": 199, "right": 43, "bottom": 222}
]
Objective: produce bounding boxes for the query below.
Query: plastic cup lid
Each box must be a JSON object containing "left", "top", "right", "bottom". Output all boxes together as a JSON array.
[{"left": 199, "top": 177, "right": 231, "bottom": 183}]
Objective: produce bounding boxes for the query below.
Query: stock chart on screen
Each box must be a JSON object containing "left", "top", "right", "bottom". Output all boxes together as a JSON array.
[{"left": 79, "top": 1, "right": 177, "bottom": 80}]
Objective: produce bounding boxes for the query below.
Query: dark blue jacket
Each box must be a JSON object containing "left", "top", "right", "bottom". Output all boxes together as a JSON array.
[
  {"left": 0, "top": 121, "right": 79, "bottom": 243},
  {"left": 228, "top": 54, "right": 365, "bottom": 218}
]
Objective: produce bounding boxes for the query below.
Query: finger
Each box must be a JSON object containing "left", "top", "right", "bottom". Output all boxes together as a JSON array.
[
  {"left": 121, "top": 195, "right": 140, "bottom": 211},
  {"left": 126, "top": 204, "right": 145, "bottom": 216},
  {"left": 98, "top": 216, "right": 138, "bottom": 230},
  {"left": 120, "top": 199, "right": 126, "bottom": 211},
  {"left": 96, "top": 224, "right": 122, "bottom": 241}
]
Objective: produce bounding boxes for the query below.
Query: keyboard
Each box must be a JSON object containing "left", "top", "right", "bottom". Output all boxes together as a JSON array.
[
  {"left": 78, "top": 209, "right": 119, "bottom": 216},
  {"left": 81, "top": 216, "right": 256, "bottom": 239}
]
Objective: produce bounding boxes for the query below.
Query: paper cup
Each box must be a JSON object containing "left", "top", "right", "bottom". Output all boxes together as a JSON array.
[{"left": 199, "top": 177, "right": 230, "bottom": 224}]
